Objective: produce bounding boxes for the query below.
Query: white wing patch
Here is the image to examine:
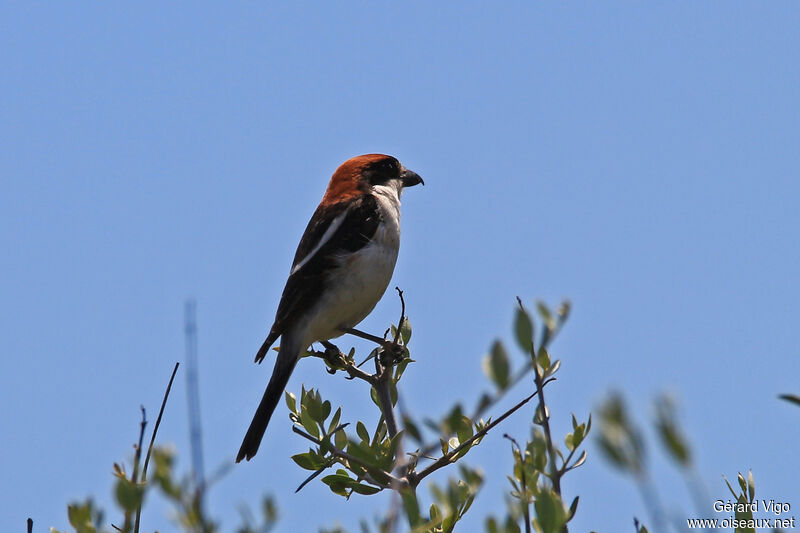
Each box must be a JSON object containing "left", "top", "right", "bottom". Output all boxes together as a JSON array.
[{"left": 290, "top": 208, "right": 350, "bottom": 276}]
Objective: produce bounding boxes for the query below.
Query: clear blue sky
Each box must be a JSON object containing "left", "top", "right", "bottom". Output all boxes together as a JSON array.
[{"left": 2, "top": 2, "right": 799, "bottom": 532}]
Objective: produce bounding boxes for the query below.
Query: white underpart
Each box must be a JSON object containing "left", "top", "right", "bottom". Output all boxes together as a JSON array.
[{"left": 298, "top": 178, "right": 404, "bottom": 349}]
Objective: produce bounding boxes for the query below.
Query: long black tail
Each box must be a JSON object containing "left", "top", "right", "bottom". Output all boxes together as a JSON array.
[{"left": 236, "top": 340, "right": 299, "bottom": 462}]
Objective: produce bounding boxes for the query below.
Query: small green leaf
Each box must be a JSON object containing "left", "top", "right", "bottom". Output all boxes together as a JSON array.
[
  {"left": 327, "top": 407, "right": 342, "bottom": 434},
  {"left": 399, "top": 318, "right": 412, "bottom": 343},
  {"left": 291, "top": 451, "right": 326, "bottom": 471},
  {"left": 514, "top": 306, "right": 534, "bottom": 353},
  {"left": 737, "top": 472, "right": 747, "bottom": 494},
  {"left": 571, "top": 450, "right": 587, "bottom": 469},
  {"left": 536, "top": 301, "right": 554, "bottom": 328},
  {"left": 482, "top": 340, "right": 510, "bottom": 390},
  {"left": 536, "top": 347, "right": 551, "bottom": 371},
  {"left": 356, "top": 421, "right": 370, "bottom": 443},
  {"left": 299, "top": 409, "right": 320, "bottom": 439},
  {"left": 67, "top": 503, "right": 96, "bottom": 533},
  {"left": 114, "top": 478, "right": 144, "bottom": 513},
  {"left": 321, "top": 472, "right": 353, "bottom": 497},
  {"left": 285, "top": 391, "right": 297, "bottom": 413},
  {"left": 533, "top": 488, "right": 567, "bottom": 533},
  {"left": 349, "top": 482, "right": 382, "bottom": 495},
  {"left": 334, "top": 425, "right": 348, "bottom": 449},
  {"left": 567, "top": 495, "right": 579, "bottom": 521}
]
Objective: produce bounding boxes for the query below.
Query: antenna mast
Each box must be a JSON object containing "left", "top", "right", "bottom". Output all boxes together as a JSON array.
[{"left": 184, "top": 299, "right": 206, "bottom": 506}]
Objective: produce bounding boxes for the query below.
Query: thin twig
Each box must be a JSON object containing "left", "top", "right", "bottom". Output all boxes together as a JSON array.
[
  {"left": 412, "top": 379, "right": 556, "bottom": 485},
  {"left": 416, "top": 304, "right": 568, "bottom": 460},
  {"left": 132, "top": 406, "right": 147, "bottom": 483},
  {"left": 316, "top": 342, "right": 376, "bottom": 384},
  {"left": 375, "top": 358, "right": 399, "bottom": 439},
  {"left": 517, "top": 297, "right": 562, "bottom": 498},
  {"left": 134, "top": 362, "right": 180, "bottom": 533},
  {"left": 393, "top": 287, "right": 406, "bottom": 345},
  {"left": 295, "top": 458, "right": 335, "bottom": 493},
  {"left": 292, "top": 425, "right": 407, "bottom": 489},
  {"left": 342, "top": 327, "right": 389, "bottom": 346},
  {"left": 504, "top": 435, "right": 532, "bottom": 533}
]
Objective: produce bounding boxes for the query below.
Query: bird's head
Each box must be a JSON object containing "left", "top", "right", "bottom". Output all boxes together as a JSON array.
[{"left": 321, "top": 154, "right": 423, "bottom": 206}]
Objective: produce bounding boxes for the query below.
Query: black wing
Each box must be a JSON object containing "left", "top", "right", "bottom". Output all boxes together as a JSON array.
[{"left": 255, "top": 193, "right": 381, "bottom": 362}]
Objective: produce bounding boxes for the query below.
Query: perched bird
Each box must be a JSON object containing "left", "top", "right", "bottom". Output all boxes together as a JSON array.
[{"left": 237, "top": 154, "right": 423, "bottom": 462}]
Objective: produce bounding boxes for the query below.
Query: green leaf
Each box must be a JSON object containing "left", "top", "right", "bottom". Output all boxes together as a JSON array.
[
  {"left": 285, "top": 391, "right": 297, "bottom": 413},
  {"left": 536, "top": 347, "right": 551, "bottom": 371},
  {"left": 571, "top": 450, "right": 587, "bottom": 469},
  {"left": 291, "top": 451, "right": 326, "bottom": 471},
  {"left": 321, "top": 472, "right": 353, "bottom": 497},
  {"left": 299, "top": 409, "right": 320, "bottom": 439},
  {"left": 402, "top": 413, "right": 422, "bottom": 442},
  {"left": 482, "top": 340, "right": 510, "bottom": 390},
  {"left": 567, "top": 495, "right": 579, "bottom": 521},
  {"left": 67, "top": 503, "right": 96, "bottom": 533},
  {"left": 356, "top": 421, "right": 370, "bottom": 443},
  {"left": 327, "top": 407, "right": 342, "bottom": 434},
  {"left": 455, "top": 415, "right": 474, "bottom": 444},
  {"left": 536, "top": 301, "right": 554, "bottom": 328},
  {"left": 533, "top": 488, "right": 567, "bottom": 533},
  {"left": 534, "top": 402, "right": 549, "bottom": 426},
  {"left": 349, "top": 482, "right": 382, "bottom": 495},
  {"left": 514, "top": 307, "right": 534, "bottom": 354},
  {"left": 399, "top": 318, "right": 412, "bottom": 344},
  {"left": 564, "top": 432, "right": 574, "bottom": 451},
  {"left": 305, "top": 390, "right": 325, "bottom": 422},
  {"left": 334, "top": 425, "right": 348, "bottom": 450},
  {"left": 114, "top": 478, "right": 144, "bottom": 513}
]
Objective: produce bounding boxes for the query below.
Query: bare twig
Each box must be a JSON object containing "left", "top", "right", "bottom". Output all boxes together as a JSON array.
[
  {"left": 134, "top": 362, "right": 180, "bottom": 533},
  {"left": 342, "top": 327, "right": 389, "bottom": 346},
  {"left": 132, "top": 406, "right": 147, "bottom": 483},
  {"left": 295, "top": 423, "right": 349, "bottom": 492},
  {"left": 375, "top": 357, "right": 399, "bottom": 439},
  {"left": 295, "top": 458, "right": 335, "bottom": 493},
  {"left": 291, "top": 425, "right": 407, "bottom": 489},
  {"left": 393, "top": 287, "right": 406, "bottom": 345},
  {"left": 517, "top": 298, "right": 561, "bottom": 498},
  {"left": 317, "top": 342, "right": 376, "bottom": 384},
  {"left": 412, "top": 379, "right": 556, "bottom": 485},
  {"left": 416, "top": 302, "right": 568, "bottom": 460},
  {"left": 504, "top": 434, "right": 532, "bottom": 533}
]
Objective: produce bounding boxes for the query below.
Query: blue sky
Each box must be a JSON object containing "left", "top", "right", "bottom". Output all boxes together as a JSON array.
[{"left": 2, "top": 2, "right": 799, "bottom": 532}]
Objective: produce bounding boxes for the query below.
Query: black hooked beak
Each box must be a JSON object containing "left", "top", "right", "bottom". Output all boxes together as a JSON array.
[{"left": 400, "top": 168, "right": 424, "bottom": 188}]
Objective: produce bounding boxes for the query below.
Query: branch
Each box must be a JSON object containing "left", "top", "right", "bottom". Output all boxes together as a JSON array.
[
  {"left": 517, "top": 297, "right": 561, "bottom": 496},
  {"left": 134, "top": 362, "right": 180, "bottom": 533},
  {"left": 317, "top": 342, "right": 376, "bottom": 385},
  {"left": 291, "top": 425, "right": 408, "bottom": 490},
  {"left": 412, "top": 378, "right": 556, "bottom": 485},
  {"left": 504, "top": 434, "right": 532, "bottom": 533}
]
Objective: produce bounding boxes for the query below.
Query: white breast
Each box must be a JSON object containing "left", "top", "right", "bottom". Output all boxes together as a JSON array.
[{"left": 300, "top": 185, "right": 403, "bottom": 347}]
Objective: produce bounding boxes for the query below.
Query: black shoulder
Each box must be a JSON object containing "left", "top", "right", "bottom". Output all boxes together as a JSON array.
[{"left": 266, "top": 194, "right": 382, "bottom": 340}]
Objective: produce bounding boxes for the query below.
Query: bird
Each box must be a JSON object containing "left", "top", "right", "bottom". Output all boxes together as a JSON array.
[{"left": 237, "top": 153, "right": 424, "bottom": 462}]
